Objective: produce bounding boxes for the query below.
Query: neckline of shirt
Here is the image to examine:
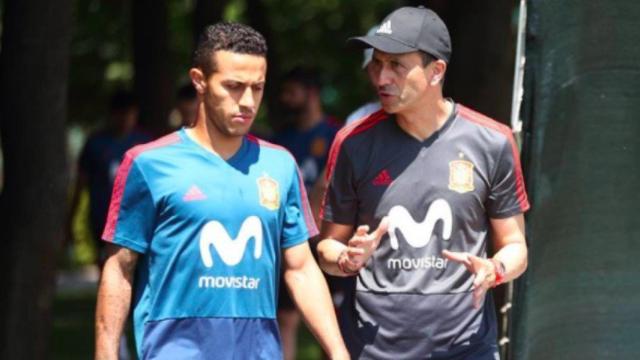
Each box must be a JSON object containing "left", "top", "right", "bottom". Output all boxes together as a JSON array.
[
  {"left": 390, "top": 100, "right": 458, "bottom": 147},
  {"left": 179, "top": 127, "right": 250, "bottom": 167}
]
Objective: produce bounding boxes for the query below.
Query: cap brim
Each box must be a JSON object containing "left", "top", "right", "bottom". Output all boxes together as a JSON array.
[{"left": 348, "top": 35, "right": 416, "bottom": 54}]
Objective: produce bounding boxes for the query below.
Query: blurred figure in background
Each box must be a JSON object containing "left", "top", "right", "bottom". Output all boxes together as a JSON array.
[
  {"left": 271, "top": 67, "right": 341, "bottom": 360},
  {"left": 169, "top": 83, "right": 199, "bottom": 129},
  {"left": 69, "top": 90, "right": 151, "bottom": 266},
  {"left": 344, "top": 25, "right": 382, "bottom": 126},
  {"left": 273, "top": 67, "right": 340, "bottom": 197},
  {"left": 67, "top": 90, "right": 150, "bottom": 360}
]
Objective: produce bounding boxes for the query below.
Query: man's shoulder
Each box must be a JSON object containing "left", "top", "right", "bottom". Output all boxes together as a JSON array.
[
  {"left": 83, "top": 128, "right": 113, "bottom": 149},
  {"left": 335, "top": 109, "right": 389, "bottom": 149},
  {"left": 323, "top": 115, "right": 342, "bottom": 130},
  {"left": 125, "top": 131, "right": 184, "bottom": 165},
  {"left": 247, "top": 134, "right": 297, "bottom": 164},
  {"left": 455, "top": 104, "right": 513, "bottom": 143}
]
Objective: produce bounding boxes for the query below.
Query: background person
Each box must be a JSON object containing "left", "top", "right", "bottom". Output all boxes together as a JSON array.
[{"left": 271, "top": 66, "right": 341, "bottom": 360}]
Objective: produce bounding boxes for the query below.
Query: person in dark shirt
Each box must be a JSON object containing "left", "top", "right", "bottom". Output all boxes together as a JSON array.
[
  {"left": 69, "top": 90, "right": 151, "bottom": 265},
  {"left": 317, "top": 7, "right": 530, "bottom": 359},
  {"left": 271, "top": 67, "right": 341, "bottom": 360}
]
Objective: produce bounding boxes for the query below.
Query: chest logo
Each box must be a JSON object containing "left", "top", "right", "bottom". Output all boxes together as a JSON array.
[
  {"left": 372, "top": 169, "right": 393, "bottom": 186},
  {"left": 200, "top": 216, "right": 263, "bottom": 268},
  {"left": 310, "top": 137, "right": 327, "bottom": 157},
  {"left": 183, "top": 185, "right": 207, "bottom": 202},
  {"left": 257, "top": 174, "right": 280, "bottom": 210},
  {"left": 448, "top": 160, "right": 475, "bottom": 193},
  {"left": 388, "top": 199, "right": 452, "bottom": 250}
]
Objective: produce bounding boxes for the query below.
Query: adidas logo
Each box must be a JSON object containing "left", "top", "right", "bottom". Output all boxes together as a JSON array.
[
  {"left": 183, "top": 185, "right": 207, "bottom": 201},
  {"left": 372, "top": 169, "right": 393, "bottom": 186},
  {"left": 377, "top": 21, "right": 392, "bottom": 35}
]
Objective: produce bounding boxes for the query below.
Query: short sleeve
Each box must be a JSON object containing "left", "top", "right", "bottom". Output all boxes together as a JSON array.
[
  {"left": 486, "top": 134, "right": 530, "bottom": 218},
  {"left": 101, "top": 154, "right": 156, "bottom": 253},
  {"left": 281, "top": 162, "right": 318, "bottom": 249},
  {"left": 321, "top": 144, "right": 358, "bottom": 225}
]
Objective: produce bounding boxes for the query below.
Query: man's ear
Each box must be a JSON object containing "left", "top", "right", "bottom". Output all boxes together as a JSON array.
[
  {"left": 189, "top": 68, "right": 207, "bottom": 94},
  {"left": 429, "top": 60, "right": 447, "bottom": 86}
]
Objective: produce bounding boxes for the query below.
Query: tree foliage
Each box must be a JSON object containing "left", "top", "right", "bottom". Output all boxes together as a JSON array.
[{"left": 68, "top": 0, "right": 402, "bottom": 129}]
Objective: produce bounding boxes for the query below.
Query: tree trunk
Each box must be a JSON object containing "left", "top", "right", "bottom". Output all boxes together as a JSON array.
[
  {"left": 246, "top": 0, "right": 281, "bottom": 130},
  {"left": 512, "top": 1, "right": 640, "bottom": 358},
  {"left": 132, "top": 0, "right": 173, "bottom": 135},
  {"left": 0, "top": 0, "right": 72, "bottom": 358},
  {"left": 193, "top": 0, "right": 229, "bottom": 45}
]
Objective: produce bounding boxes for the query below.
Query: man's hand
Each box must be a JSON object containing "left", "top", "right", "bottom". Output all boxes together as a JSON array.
[
  {"left": 442, "top": 250, "right": 500, "bottom": 309},
  {"left": 339, "top": 217, "right": 389, "bottom": 273}
]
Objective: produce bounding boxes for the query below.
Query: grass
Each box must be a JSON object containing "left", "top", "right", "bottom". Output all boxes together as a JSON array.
[{"left": 52, "top": 290, "right": 322, "bottom": 359}]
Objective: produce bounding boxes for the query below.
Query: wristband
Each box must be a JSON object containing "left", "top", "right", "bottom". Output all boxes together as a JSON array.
[
  {"left": 490, "top": 258, "right": 506, "bottom": 287},
  {"left": 337, "top": 249, "right": 360, "bottom": 276}
]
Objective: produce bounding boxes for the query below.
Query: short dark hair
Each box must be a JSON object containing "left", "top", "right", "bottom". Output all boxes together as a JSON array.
[
  {"left": 420, "top": 52, "right": 445, "bottom": 84},
  {"left": 192, "top": 22, "right": 267, "bottom": 75},
  {"left": 109, "top": 90, "right": 137, "bottom": 112},
  {"left": 176, "top": 83, "right": 196, "bottom": 101},
  {"left": 281, "top": 66, "right": 322, "bottom": 90},
  {"left": 420, "top": 52, "right": 436, "bottom": 67}
]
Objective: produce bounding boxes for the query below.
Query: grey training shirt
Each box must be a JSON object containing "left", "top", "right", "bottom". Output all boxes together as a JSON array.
[{"left": 322, "top": 103, "right": 530, "bottom": 359}]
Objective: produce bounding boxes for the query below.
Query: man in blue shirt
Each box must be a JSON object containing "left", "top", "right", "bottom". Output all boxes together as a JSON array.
[
  {"left": 69, "top": 91, "right": 151, "bottom": 265},
  {"left": 271, "top": 67, "right": 341, "bottom": 360},
  {"left": 95, "top": 22, "right": 348, "bottom": 360}
]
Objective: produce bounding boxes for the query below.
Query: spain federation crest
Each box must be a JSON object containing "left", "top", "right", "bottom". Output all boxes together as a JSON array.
[
  {"left": 257, "top": 174, "right": 280, "bottom": 210},
  {"left": 448, "top": 160, "right": 475, "bottom": 193}
]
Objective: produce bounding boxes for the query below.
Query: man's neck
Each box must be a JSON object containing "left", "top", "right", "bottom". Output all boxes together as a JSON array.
[
  {"left": 395, "top": 96, "right": 453, "bottom": 141},
  {"left": 296, "top": 103, "right": 324, "bottom": 131},
  {"left": 187, "top": 106, "right": 243, "bottom": 160}
]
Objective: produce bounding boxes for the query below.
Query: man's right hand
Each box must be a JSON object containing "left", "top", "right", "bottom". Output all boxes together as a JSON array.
[{"left": 340, "top": 217, "right": 389, "bottom": 272}]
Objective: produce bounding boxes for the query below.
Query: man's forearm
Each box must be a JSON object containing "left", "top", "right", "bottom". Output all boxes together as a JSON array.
[
  {"left": 285, "top": 260, "right": 349, "bottom": 359},
  {"left": 95, "top": 257, "right": 135, "bottom": 359},
  {"left": 316, "top": 238, "right": 350, "bottom": 277},
  {"left": 492, "top": 242, "right": 528, "bottom": 283}
]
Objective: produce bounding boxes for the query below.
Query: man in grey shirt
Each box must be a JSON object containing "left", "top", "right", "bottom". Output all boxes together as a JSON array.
[{"left": 317, "top": 6, "right": 529, "bottom": 359}]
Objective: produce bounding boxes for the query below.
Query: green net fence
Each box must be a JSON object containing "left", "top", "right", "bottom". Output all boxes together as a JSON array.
[{"left": 511, "top": 1, "right": 640, "bottom": 359}]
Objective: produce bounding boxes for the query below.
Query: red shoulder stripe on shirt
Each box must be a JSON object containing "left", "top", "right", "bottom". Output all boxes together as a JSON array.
[
  {"left": 457, "top": 105, "right": 530, "bottom": 212},
  {"left": 102, "top": 133, "right": 181, "bottom": 242},
  {"left": 319, "top": 109, "right": 388, "bottom": 220},
  {"left": 324, "top": 109, "right": 388, "bottom": 183},
  {"left": 247, "top": 134, "right": 319, "bottom": 237}
]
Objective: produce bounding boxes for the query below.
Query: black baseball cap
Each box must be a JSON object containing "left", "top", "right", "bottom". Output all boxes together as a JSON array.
[{"left": 349, "top": 6, "right": 451, "bottom": 62}]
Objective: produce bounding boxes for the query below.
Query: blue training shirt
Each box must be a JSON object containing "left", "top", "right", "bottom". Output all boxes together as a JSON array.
[
  {"left": 102, "top": 128, "right": 318, "bottom": 359},
  {"left": 271, "top": 116, "right": 339, "bottom": 191}
]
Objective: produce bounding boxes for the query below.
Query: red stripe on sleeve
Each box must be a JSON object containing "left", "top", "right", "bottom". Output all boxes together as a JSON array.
[
  {"left": 319, "top": 110, "right": 389, "bottom": 220},
  {"left": 458, "top": 106, "right": 530, "bottom": 212},
  {"left": 102, "top": 133, "right": 181, "bottom": 241}
]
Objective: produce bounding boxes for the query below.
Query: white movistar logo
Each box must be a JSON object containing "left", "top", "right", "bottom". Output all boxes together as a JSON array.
[
  {"left": 388, "top": 199, "right": 452, "bottom": 250},
  {"left": 377, "top": 20, "right": 392, "bottom": 34},
  {"left": 199, "top": 216, "right": 263, "bottom": 268}
]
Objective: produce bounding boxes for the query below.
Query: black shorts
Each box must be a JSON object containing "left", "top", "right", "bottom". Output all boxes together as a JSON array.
[{"left": 277, "top": 273, "right": 355, "bottom": 311}]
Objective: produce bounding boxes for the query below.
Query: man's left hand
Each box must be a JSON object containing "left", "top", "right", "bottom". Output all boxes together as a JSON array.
[{"left": 442, "top": 250, "right": 498, "bottom": 309}]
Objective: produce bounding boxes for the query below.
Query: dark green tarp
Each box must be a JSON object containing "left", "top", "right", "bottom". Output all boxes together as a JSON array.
[{"left": 512, "top": 1, "right": 640, "bottom": 359}]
